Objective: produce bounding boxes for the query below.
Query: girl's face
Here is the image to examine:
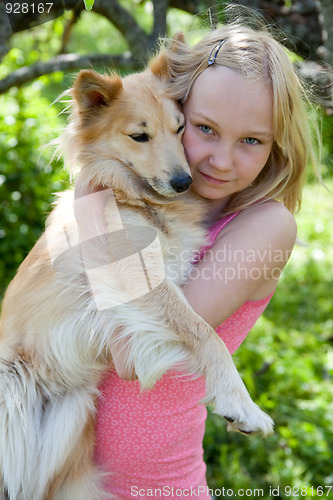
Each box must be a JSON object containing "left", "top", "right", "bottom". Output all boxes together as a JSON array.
[{"left": 182, "top": 66, "right": 274, "bottom": 212}]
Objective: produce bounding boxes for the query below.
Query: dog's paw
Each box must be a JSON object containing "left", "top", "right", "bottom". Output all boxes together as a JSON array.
[
  {"left": 204, "top": 391, "right": 274, "bottom": 437},
  {"left": 223, "top": 407, "right": 274, "bottom": 437},
  {"left": 204, "top": 366, "right": 274, "bottom": 437}
]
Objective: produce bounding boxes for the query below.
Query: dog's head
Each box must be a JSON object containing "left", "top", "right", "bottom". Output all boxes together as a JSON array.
[{"left": 66, "top": 50, "right": 192, "bottom": 199}]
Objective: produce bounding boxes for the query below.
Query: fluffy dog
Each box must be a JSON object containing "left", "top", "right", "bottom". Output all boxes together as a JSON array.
[{"left": 0, "top": 49, "right": 273, "bottom": 499}]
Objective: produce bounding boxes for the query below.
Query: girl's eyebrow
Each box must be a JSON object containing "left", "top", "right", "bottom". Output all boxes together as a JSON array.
[
  {"left": 247, "top": 131, "right": 274, "bottom": 139},
  {"left": 189, "top": 111, "right": 273, "bottom": 139},
  {"left": 191, "top": 111, "right": 218, "bottom": 125},
  {"left": 189, "top": 111, "right": 220, "bottom": 128}
]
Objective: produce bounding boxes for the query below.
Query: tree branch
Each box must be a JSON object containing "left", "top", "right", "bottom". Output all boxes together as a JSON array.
[
  {"left": 0, "top": 52, "right": 142, "bottom": 94},
  {"left": 92, "top": 0, "right": 150, "bottom": 60},
  {"left": 2, "top": 0, "right": 80, "bottom": 34},
  {"left": 59, "top": 3, "right": 84, "bottom": 54}
]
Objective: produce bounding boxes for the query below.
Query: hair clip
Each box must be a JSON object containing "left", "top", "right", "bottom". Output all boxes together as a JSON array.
[{"left": 207, "top": 39, "right": 226, "bottom": 66}]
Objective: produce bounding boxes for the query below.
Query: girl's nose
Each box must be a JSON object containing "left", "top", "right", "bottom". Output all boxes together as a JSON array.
[{"left": 209, "top": 141, "right": 234, "bottom": 171}]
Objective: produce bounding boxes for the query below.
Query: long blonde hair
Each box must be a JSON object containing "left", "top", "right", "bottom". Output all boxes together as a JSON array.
[{"left": 163, "top": 24, "right": 319, "bottom": 214}]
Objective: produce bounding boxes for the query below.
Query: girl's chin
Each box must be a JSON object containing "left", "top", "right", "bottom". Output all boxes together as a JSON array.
[{"left": 191, "top": 180, "right": 234, "bottom": 201}]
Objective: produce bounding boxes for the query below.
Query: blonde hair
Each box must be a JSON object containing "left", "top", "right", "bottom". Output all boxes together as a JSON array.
[{"left": 163, "top": 25, "right": 319, "bottom": 214}]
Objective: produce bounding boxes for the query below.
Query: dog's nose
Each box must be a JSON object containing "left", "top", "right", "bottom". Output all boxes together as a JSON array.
[{"left": 170, "top": 174, "right": 193, "bottom": 193}]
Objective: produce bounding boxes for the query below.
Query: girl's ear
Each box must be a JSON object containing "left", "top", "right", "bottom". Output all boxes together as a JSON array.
[
  {"left": 72, "top": 70, "right": 123, "bottom": 111},
  {"left": 149, "top": 32, "right": 187, "bottom": 80}
]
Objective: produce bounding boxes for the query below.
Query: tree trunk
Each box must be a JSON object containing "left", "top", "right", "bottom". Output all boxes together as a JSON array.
[{"left": 319, "top": 0, "right": 333, "bottom": 67}]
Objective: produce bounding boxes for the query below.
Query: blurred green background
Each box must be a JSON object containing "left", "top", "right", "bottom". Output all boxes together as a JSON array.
[{"left": 0, "top": 1, "right": 332, "bottom": 498}]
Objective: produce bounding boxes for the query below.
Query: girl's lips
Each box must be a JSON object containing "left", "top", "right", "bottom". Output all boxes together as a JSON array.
[{"left": 199, "top": 171, "right": 230, "bottom": 185}]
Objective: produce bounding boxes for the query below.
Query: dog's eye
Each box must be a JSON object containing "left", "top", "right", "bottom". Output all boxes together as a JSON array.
[
  {"left": 129, "top": 133, "right": 150, "bottom": 143},
  {"left": 177, "top": 125, "right": 185, "bottom": 134}
]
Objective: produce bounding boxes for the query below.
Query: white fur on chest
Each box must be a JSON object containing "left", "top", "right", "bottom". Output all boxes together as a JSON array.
[{"left": 112, "top": 202, "right": 207, "bottom": 288}]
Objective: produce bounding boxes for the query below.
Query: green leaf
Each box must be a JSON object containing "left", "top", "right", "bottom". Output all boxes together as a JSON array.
[{"left": 83, "top": 0, "right": 94, "bottom": 11}]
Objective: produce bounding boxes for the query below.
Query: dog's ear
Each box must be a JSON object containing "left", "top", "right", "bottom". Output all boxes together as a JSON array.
[
  {"left": 149, "top": 50, "right": 169, "bottom": 80},
  {"left": 169, "top": 31, "right": 186, "bottom": 52},
  {"left": 72, "top": 70, "right": 123, "bottom": 111},
  {"left": 149, "top": 32, "right": 187, "bottom": 80}
]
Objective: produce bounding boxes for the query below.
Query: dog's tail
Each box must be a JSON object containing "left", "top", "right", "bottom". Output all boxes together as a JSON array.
[
  {"left": 0, "top": 352, "right": 96, "bottom": 499},
  {"left": 0, "top": 353, "right": 44, "bottom": 499}
]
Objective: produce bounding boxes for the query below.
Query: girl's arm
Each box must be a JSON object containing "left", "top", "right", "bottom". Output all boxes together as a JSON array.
[{"left": 183, "top": 200, "right": 297, "bottom": 329}]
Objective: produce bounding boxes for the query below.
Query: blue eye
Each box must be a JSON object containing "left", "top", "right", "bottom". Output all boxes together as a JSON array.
[
  {"left": 244, "top": 137, "right": 259, "bottom": 145},
  {"left": 199, "top": 125, "right": 213, "bottom": 134}
]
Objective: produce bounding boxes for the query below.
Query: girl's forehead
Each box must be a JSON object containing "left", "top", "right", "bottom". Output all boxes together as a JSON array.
[{"left": 190, "top": 65, "right": 270, "bottom": 99}]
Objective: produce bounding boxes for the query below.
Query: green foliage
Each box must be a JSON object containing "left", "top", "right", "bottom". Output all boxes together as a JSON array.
[
  {"left": 83, "top": 0, "right": 94, "bottom": 11},
  {"left": 66, "top": 10, "right": 129, "bottom": 57},
  {"left": 204, "top": 181, "right": 333, "bottom": 496},
  {"left": 0, "top": 84, "right": 69, "bottom": 296}
]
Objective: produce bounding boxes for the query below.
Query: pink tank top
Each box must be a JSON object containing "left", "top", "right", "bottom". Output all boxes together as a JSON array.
[{"left": 94, "top": 213, "right": 274, "bottom": 498}]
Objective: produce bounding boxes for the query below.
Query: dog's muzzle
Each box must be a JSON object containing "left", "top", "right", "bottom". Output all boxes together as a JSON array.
[{"left": 170, "top": 174, "right": 193, "bottom": 193}]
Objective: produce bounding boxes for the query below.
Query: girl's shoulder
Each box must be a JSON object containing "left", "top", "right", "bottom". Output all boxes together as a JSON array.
[
  {"left": 243, "top": 198, "right": 295, "bottom": 221},
  {"left": 213, "top": 200, "right": 297, "bottom": 301},
  {"left": 214, "top": 200, "right": 297, "bottom": 268},
  {"left": 220, "top": 200, "right": 297, "bottom": 243}
]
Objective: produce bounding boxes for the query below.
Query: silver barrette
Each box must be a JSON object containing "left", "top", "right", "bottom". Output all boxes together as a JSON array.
[{"left": 207, "top": 39, "right": 226, "bottom": 66}]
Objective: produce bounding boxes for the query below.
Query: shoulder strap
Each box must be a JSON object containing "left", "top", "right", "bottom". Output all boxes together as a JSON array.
[
  {"left": 206, "top": 212, "right": 241, "bottom": 245},
  {"left": 197, "top": 211, "right": 241, "bottom": 261}
]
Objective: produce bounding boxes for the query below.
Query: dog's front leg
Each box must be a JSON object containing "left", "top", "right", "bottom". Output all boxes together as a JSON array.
[{"left": 132, "top": 281, "right": 274, "bottom": 437}]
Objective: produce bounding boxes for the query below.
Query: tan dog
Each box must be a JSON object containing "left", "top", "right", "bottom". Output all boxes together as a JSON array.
[{"left": 0, "top": 50, "right": 273, "bottom": 499}]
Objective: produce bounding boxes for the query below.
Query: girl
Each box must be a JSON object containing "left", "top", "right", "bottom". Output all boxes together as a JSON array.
[{"left": 94, "top": 23, "right": 317, "bottom": 498}]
